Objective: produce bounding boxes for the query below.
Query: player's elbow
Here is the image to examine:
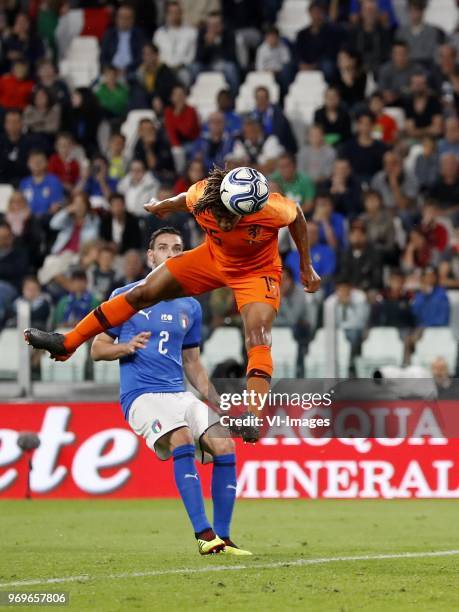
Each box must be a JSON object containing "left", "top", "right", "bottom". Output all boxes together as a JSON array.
[{"left": 90, "top": 342, "right": 104, "bottom": 361}]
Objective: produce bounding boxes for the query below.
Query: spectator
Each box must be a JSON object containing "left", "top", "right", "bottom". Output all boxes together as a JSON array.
[
  {"left": 439, "top": 226, "right": 459, "bottom": 289},
  {"left": 95, "top": 65, "right": 129, "bottom": 119},
  {"left": 213, "top": 89, "right": 242, "bottom": 138},
  {"left": 297, "top": 124, "right": 336, "bottom": 182},
  {"left": 322, "top": 157, "right": 363, "bottom": 218},
  {"left": 368, "top": 91, "right": 398, "bottom": 144},
  {"left": 428, "top": 153, "right": 459, "bottom": 211},
  {"left": 438, "top": 116, "right": 459, "bottom": 159},
  {"left": 100, "top": 4, "right": 146, "bottom": 75},
  {"left": 118, "top": 159, "right": 159, "bottom": 216},
  {"left": 110, "top": 248, "right": 146, "bottom": 291},
  {"left": 312, "top": 192, "right": 346, "bottom": 249},
  {"left": 164, "top": 84, "right": 200, "bottom": 163},
  {"left": 271, "top": 153, "right": 316, "bottom": 214},
  {"left": 337, "top": 221, "right": 383, "bottom": 290},
  {"left": 230, "top": 118, "right": 284, "bottom": 174},
  {"left": 62, "top": 88, "right": 101, "bottom": 156},
  {"left": 49, "top": 193, "right": 100, "bottom": 255},
  {"left": 132, "top": 42, "right": 177, "bottom": 110},
  {"left": 23, "top": 87, "right": 61, "bottom": 146},
  {"left": 335, "top": 278, "right": 370, "bottom": 359},
  {"left": 208, "top": 287, "right": 240, "bottom": 330},
  {"left": 414, "top": 135, "right": 439, "bottom": 190},
  {"left": 153, "top": 1, "right": 197, "bottom": 85},
  {"left": 396, "top": 0, "right": 444, "bottom": 67},
  {"left": 81, "top": 154, "right": 118, "bottom": 208},
  {"left": 411, "top": 267, "right": 450, "bottom": 327},
  {"left": 370, "top": 269, "right": 415, "bottom": 328},
  {"left": 100, "top": 193, "right": 142, "bottom": 254},
  {"left": 249, "top": 86, "right": 297, "bottom": 155},
  {"left": 348, "top": 0, "right": 392, "bottom": 76},
  {"left": 418, "top": 201, "right": 449, "bottom": 253},
  {"left": 255, "top": 26, "right": 292, "bottom": 95},
  {"left": 402, "top": 227, "right": 436, "bottom": 273},
  {"left": 53, "top": 269, "right": 99, "bottom": 327},
  {"left": 20, "top": 150, "right": 64, "bottom": 216},
  {"left": 192, "top": 11, "right": 240, "bottom": 95},
  {"left": 0, "top": 110, "right": 35, "bottom": 185},
  {"left": 332, "top": 49, "right": 367, "bottom": 110},
  {"left": 371, "top": 150, "right": 419, "bottom": 210},
  {"left": 13, "top": 276, "right": 51, "bottom": 331},
  {"left": 295, "top": 0, "right": 342, "bottom": 79},
  {"left": 181, "top": 0, "right": 221, "bottom": 27},
  {"left": 430, "top": 356, "right": 459, "bottom": 399},
  {"left": 106, "top": 132, "right": 127, "bottom": 181},
  {"left": 433, "top": 44, "right": 458, "bottom": 106},
  {"left": 378, "top": 40, "right": 419, "bottom": 105},
  {"left": 339, "top": 110, "right": 387, "bottom": 185},
  {"left": 314, "top": 86, "right": 352, "bottom": 146},
  {"left": 284, "top": 220, "right": 337, "bottom": 285},
  {"left": 3, "top": 13, "right": 44, "bottom": 73},
  {"left": 0, "top": 221, "right": 29, "bottom": 294},
  {"left": 133, "top": 118, "right": 175, "bottom": 183},
  {"left": 404, "top": 72, "right": 443, "bottom": 139},
  {"left": 0, "top": 59, "right": 34, "bottom": 111},
  {"left": 359, "top": 189, "right": 397, "bottom": 263},
  {"left": 48, "top": 133, "right": 80, "bottom": 193},
  {"left": 87, "top": 246, "right": 117, "bottom": 302},
  {"left": 349, "top": 0, "right": 398, "bottom": 28},
  {"left": 221, "top": 0, "right": 263, "bottom": 69},
  {"left": 191, "top": 111, "right": 234, "bottom": 172},
  {"left": 173, "top": 159, "right": 205, "bottom": 195},
  {"left": 36, "top": 59, "right": 70, "bottom": 108},
  {"left": 3, "top": 190, "right": 44, "bottom": 268}
]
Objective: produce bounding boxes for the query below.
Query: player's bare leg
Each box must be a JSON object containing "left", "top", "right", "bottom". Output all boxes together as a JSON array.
[
  {"left": 160, "top": 426, "right": 225, "bottom": 555},
  {"left": 201, "top": 426, "right": 252, "bottom": 555},
  {"left": 24, "top": 264, "right": 186, "bottom": 359},
  {"left": 240, "top": 302, "right": 277, "bottom": 442}
]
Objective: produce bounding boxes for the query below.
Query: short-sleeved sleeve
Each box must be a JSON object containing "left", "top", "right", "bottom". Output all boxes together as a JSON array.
[
  {"left": 182, "top": 300, "right": 202, "bottom": 349},
  {"left": 256, "top": 193, "right": 297, "bottom": 228},
  {"left": 185, "top": 180, "right": 207, "bottom": 213}
]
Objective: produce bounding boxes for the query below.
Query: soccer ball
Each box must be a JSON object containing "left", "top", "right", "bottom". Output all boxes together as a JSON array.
[{"left": 220, "top": 167, "right": 269, "bottom": 216}]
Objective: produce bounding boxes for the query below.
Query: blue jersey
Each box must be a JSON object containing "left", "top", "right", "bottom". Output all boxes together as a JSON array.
[{"left": 107, "top": 282, "right": 202, "bottom": 419}]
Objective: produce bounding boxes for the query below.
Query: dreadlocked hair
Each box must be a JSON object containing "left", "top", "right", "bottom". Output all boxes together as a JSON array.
[{"left": 193, "top": 166, "right": 228, "bottom": 216}]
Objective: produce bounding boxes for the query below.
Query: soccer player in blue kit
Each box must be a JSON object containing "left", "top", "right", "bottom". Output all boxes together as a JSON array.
[{"left": 91, "top": 227, "right": 251, "bottom": 556}]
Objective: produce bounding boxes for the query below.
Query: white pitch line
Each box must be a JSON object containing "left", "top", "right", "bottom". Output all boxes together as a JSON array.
[{"left": 1, "top": 550, "right": 459, "bottom": 589}]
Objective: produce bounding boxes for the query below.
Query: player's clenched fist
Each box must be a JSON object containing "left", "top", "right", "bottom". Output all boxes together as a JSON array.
[{"left": 300, "top": 263, "right": 321, "bottom": 294}]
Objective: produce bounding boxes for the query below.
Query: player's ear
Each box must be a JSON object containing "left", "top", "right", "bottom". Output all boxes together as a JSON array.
[{"left": 147, "top": 249, "right": 155, "bottom": 267}]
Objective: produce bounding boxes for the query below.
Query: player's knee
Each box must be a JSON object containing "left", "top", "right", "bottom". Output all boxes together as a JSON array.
[
  {"left": 166, "top": 427, "right": 194, "bottom": 452},
  {"left": 245, "top": 323, "right": 272, "bottom": 350}
]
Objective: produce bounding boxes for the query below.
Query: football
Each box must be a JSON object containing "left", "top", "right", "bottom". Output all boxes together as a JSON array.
[{"left": 220, "top": 167, "right": 270, "bottom": 216}]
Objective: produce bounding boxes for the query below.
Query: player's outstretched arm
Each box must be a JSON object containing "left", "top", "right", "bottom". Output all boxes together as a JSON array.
[
  {"left": 182, "top": 347, "right": 221, "bottom": 412},
  {"left": 143, "top": 193, "right": 188, "bottom": 218},
  {"left": 91, "top": 332, "right": 151, "bottom": 361},
  {"left": 288, "top": 204, "right": 321, "bottom": 293}
]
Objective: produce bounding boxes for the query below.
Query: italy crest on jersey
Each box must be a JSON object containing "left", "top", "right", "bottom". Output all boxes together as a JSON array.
[{"left": 179, "top": 313, "right": 189, "bottom": 330}]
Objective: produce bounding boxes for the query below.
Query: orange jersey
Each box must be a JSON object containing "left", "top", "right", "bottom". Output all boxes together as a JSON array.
[{"left": 186, "top": 180, "right": 297, "bottom": 275}]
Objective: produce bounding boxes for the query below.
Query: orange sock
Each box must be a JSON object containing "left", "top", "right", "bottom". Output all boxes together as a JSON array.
[
  {"left": 63, "top": 293, "right": 137, "bottom": 352},
  {"left": 246, "top": 345, "right": 273, "bottom": 415}
]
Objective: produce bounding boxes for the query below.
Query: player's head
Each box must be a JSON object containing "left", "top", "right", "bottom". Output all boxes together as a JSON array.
[
  {"left": 192, "top": 167, "right": 242, "bottom": 232},
  {"left": 148, "top": 227, "right": 184, "bottom": 267}
]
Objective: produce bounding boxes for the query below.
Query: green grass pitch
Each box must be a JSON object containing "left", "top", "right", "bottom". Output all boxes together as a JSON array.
[{"left": 1, "top": 499, "right": 458, "bottom": 611}]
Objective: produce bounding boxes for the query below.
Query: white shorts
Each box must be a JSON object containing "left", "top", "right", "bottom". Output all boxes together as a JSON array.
[{"left": 128, "top": 391, "right": 220, "bottom": 463}]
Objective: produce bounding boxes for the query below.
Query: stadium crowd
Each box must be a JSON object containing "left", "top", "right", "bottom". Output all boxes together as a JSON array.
[{"left": 0, "top": 0, "right": 458, "bottom": 377}]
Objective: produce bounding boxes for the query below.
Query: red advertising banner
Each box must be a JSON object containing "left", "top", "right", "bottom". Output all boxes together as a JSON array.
[{"left": 1, "top": 403, "right": 459, "bottom": 499}]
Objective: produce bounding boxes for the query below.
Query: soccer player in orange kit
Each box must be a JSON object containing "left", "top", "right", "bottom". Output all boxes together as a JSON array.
[{"left": 25, "top": 167, "right": 321, "bottom": 441}]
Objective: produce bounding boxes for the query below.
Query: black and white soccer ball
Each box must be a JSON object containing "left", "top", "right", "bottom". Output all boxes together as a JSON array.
[{"left": 220, "top": 167, "right": 269, "bottom": 216}]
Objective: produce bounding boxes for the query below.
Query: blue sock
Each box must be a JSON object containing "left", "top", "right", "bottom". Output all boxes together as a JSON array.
[
  {"left": 212, "top": 453, "right": 237, "bottom": 539},
  {"left": 172, "top": 444, "right": 211, "bottom": 535}
]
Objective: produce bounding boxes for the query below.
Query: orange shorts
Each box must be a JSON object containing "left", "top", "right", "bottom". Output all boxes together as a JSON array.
[{"left": 165, "top": 242, "right": 282, "bottom": 311}]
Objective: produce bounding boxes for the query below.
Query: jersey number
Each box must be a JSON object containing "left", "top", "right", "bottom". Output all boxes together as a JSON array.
[{"left": 158, "top": 331, "right": 169, "bottom": 354}]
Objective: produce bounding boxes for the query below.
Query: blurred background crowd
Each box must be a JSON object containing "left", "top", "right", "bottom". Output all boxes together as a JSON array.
[{"left": 0, "top": 0, "right": 459, "bottom": 381}]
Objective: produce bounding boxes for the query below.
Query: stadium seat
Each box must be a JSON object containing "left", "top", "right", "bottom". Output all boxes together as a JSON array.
[
  {"left": 447, "top": 291, "right": 459, "bottom": 340},
  {"left": 0, "top": 329, "right": 20, "bottom": 380},
  {"left": 40, "top": 332, "right": 88, "bottom": 382},
  {"left": 411, "top": 327, "right": 458, "bottom": 372},
  {"left": 188, "top": 72, "right": 228, "bottom": 121},
  {"left": 66, "top": 35, "right": 99, "bottom": 62},
  {"left": 200, "top": 327, "right": 243, "bottom": 373},
  {"left": 355, "top": 327, "right": 404, "bottom": 378},
  {"left": 0, "top": 184, "right": 13, "bottom": 214},
  {"left": 276, "top": 0, "right": 311, "bottom": 41},
  {"left": 93, "top": 359, "right": 120, "bottom": 384},
  {"left": 121, "top": 110, "right": 156, "bottom": 159},
  {"left": 235, "top": 71, "right": 280, "bottom": 114},
  {"left": 384, "top": 107, "right": 406, "bottom": 132},
  {"left": 58, "top": 58, "right": 99, "bottom": 88},
  {"left": 271, "top": 327, "right": 297, "bottom": 378},
  {"left": 304, "top": 328, "right": 351, "bottom": 378},
  {"left": 425, "top": 0, "right": 458, "bottom": 34},
  {"left": 404, "top": 143, "right": 423, "bottom": 173},
  {"left": 285, "top": 71, "right": 326, "bottom": 125}
]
